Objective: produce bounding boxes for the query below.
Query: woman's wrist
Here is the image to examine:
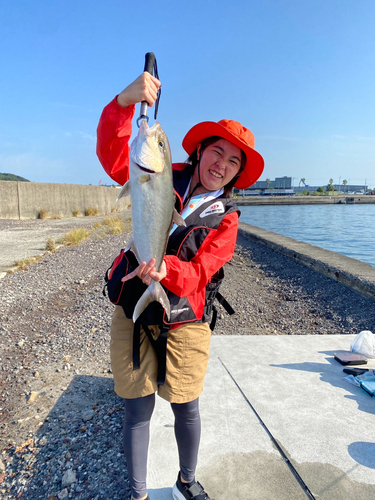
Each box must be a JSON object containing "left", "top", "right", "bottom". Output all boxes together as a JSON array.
[{"left": 116, "top": 92, "right": 132, "bottom": 108}]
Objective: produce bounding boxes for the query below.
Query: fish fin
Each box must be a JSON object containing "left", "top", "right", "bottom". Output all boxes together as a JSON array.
[
  {"left": 173, "top": 208, "right": 186, "bottom": 227},
  {"left": 116, "top": 181, "right": 131, "bottom": 201},
  {"left": 133, "top": 281, "right": 170, "bottom": 323}
]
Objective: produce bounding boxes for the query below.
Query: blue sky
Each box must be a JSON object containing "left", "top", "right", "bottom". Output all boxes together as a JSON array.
[{"left": 1, "top": 0, "right": 374, "bottom": 188}]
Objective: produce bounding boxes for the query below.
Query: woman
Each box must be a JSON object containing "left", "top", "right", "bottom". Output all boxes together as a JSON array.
[{"left": 96, "top": 72, "right": 264, "bottom": 500}]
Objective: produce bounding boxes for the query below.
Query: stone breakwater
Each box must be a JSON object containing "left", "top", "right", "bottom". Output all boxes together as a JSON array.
[{"left": 1, "top": 225, "right": 375, "bottom": 499}]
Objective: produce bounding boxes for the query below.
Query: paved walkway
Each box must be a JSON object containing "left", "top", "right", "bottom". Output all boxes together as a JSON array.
[
  {"left": 147, "top": 335, "right": 375, "bottom": 500},
  {"left": 0, "top": 211, "right": 131, "bottom": 275}
]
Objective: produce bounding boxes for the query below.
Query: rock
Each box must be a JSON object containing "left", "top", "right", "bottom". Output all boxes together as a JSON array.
[
  {"left": 82, "top": 410, "right": 95, "bottom": 422},
  {"left": 61, "top": 469, "right": 76, "bottom": 487},
  {"left": 33, "top": 371, "right": 40, "bottom": 378},
  {"left": 57, "top": 488, "right": 69, "bottom": 499},
  {"left": 79, "top": 426, "right": 86, "bottom": 433},
  {"left": 65, "top": 451, "right": 71, "bottom": 459},
  {"left": 0, "top": 460, "right": 4, "bottom": 472},
  {"left": 27, "top": 392, "right": 38, "bottom": 404}
]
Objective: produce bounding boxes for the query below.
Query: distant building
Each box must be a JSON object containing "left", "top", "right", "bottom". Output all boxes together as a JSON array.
[
  {"left": 234, "top": 177, "right": 368, "bottom": 195},
  {"left": 251, "top": 176, "right": 292, "bottom": 190}
]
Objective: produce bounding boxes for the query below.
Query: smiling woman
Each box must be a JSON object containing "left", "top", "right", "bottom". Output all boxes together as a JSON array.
[
  {"left": 96, "top": 71, "right": 264, "bottom": 500},
  {"left": 185, "top": 136, "right": 246, "bottom": 196}
]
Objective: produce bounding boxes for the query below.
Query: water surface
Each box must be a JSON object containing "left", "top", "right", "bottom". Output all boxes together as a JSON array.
[{"left": 239, "top": 204, "right": 375, "bottom": 267}]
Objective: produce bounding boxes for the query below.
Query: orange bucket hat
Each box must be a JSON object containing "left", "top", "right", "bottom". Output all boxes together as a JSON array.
[{"left": 182, "top": 119, "right": 264, "bottom": 189}]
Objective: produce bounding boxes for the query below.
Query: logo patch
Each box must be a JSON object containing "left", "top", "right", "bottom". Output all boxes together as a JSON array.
[{"left": 199, "top": 201, "right": 225, "bottom": 218}]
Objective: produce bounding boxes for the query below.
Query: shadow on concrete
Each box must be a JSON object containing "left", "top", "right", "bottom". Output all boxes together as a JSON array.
[
  {"left": 348, "top": 442, "right": 375, "bottom": 469},
  {"left": 147, "top": 487, "right": 173, "bottom": 500},
  {"left": 270, "top": 352, "right": 375, "bottom": 418},
  {"left": 6, "top": 374, "right": 131, "bottom": 500}
]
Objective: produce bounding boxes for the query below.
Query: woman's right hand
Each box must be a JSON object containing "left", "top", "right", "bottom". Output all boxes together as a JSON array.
[
  {"left": 121, "top": 258, "right": 167, "bottom": 286},
  {"left": 117, "top": 72, "right": 161, "bottom": 108}
]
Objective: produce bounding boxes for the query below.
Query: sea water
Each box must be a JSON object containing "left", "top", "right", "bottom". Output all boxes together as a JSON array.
[{"left": 239, "top": 203, "right": 375, "bottom": 268}]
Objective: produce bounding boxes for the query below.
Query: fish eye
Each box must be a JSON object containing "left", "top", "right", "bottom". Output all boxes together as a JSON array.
[{"left": 158, "top": 141, "right": 164, "bottom": 149}]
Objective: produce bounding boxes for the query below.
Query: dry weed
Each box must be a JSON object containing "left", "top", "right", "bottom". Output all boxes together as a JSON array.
[
  {"left": 45, "top": 238, "right": 56, "bottom": 252},
  {"left": 60, "top": 228, "right": 90, "bottom": 246},
  {"left": 85, "top": 207, "right": 99, "bottom": 216},
  {"left": 102, "top": 216, "right": 124, "bottom": 235},
  {"left": 13, "top": 256, "right": 42, "bottom": 271},
  {"left": 39, "top": 209, "right": 48, "bottom": 220}
]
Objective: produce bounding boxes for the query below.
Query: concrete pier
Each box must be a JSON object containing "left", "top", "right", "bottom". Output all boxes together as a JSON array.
[
  {"left": 235, "top": 195, "right": 375, "bottom": 206},
  {"left": 238, "top": 221, "right": 375, "bottom": 302}
]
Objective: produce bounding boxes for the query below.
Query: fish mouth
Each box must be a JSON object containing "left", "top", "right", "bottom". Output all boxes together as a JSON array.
[{"left": 138, "top": 165, "right": 156, "bottom": 174}]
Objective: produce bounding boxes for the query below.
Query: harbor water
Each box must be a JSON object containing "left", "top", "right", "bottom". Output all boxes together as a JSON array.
[{"left": 239, "top": 203, "right": 375, "bottom": 268}]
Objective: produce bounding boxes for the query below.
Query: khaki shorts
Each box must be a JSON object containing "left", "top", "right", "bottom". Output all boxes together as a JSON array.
[{"left": 110, "top": 306, "right": 212, "bottom": 403}]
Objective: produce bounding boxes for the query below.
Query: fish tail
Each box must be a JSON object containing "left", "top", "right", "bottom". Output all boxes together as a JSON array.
[{"left": 133, "top": 281, "right": 170, "bottom": 323}]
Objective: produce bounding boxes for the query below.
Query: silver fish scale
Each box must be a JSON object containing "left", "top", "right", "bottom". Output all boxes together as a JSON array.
[{"left": 130, "top": 156, "right": 174, "bottom": 270}]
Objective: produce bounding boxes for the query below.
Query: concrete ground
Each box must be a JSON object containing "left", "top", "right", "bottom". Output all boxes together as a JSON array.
[
  {"left": 0, "top": 211, "right": 131, "bottom": 275},
  {"left": 2, "top": 215, "right": 374, "bottom": 499},
  {"left": 147, "top": 335, "right": 375, "bottom": 500}
]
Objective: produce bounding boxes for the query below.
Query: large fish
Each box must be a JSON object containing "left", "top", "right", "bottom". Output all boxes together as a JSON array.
[{"left": 117, "top": 119, "right": 185, "bottom": 323}]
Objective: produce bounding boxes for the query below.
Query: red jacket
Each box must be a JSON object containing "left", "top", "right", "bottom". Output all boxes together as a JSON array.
[{"left": 96, "top": 97, "right": 239, "bottom": 304}]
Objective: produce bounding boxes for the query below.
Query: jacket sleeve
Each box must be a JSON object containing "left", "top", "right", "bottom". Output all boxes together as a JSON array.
[
  {"left": 96, "top": 97, "right": 136, "bottom": 186},
  {"left": 162, "top": 211, "right": 239, "bottom": 297}
]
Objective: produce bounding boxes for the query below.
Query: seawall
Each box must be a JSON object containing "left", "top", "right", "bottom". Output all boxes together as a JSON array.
[
  {"left": 238, "top": 221, "right": 375, "bottom": 302},
  {"left": 236, "top": 195, "right": 375, "bottom": 206},
  {"left": 0, "top": 181, "right": 130, "bottom": 219}
]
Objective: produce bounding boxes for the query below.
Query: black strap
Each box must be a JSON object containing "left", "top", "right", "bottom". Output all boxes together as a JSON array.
[
  {"left": 141, "top": 324, "right": 169, "bottom": 386},
  {"left": 186, "top": 481, "right": 205, "bottom": 496},
  {"left": 210, "top": 306, "right": 218, "bottom": 331},
  {"left": 216, "top": 292, "right": 235, "bottom": 315},
  {"left": 132, "top": 317, "right": 141, "bottom": 370}
]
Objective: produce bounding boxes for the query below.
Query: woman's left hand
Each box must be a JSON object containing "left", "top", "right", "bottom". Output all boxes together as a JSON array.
[{"left": 121, "top": 258, "right": 167, "bottom": 286}]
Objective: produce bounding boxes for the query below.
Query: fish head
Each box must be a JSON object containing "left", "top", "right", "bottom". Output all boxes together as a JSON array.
[{"left": 130, "top": 120, "right": 172, "bottom": 174}]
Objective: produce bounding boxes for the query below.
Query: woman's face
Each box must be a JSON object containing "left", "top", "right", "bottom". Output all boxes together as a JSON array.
[{"left": 196, "top": 138, "right": 242, "bottom": 192}]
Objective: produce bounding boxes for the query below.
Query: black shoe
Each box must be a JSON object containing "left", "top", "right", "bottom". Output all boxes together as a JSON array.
[{"left": 172, "top": 472, "right": 214, "bottom": 500}]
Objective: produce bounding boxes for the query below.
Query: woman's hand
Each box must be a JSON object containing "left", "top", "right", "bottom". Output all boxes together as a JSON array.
[
  {"left": 121, "top": 258, "right": 167, "bottom": 286},
  {"left": 117, "top": 72, "right": 161, "bottom": 108}
]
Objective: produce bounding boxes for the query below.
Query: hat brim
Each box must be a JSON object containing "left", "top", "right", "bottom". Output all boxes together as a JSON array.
[{"left": 182, "top": 121, "right": 264, "bottom": 189}]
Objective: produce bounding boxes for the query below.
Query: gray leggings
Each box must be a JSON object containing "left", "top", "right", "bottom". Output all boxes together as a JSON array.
[{"left": 123, "top": 393, "right": 201, "bottom": 499}]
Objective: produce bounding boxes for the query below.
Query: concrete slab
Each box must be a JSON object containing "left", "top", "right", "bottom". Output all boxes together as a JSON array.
[
  {"left": 0, "top": 210, "right": 131, "bottom": 273},
  {"left": 147, "top": 335, "right": 375, "bottom": 500}
]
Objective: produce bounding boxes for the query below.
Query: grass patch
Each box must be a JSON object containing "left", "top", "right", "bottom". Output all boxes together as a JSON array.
[
  {"left": 45, "top": 238, "right": 56, "bottom": 252},
  {"left": 111, "top": 207, "right": 119, "bottom": 213},
  {"left": 123, "top": 217, "right": 132, "bottom": 233},
  {"left": 85, "top": 207, "right": 99, "bottom": 216},
  {"left": 60, "top": 228, "right": 90, "bottom": 246},
  {"left": 72, "top": 209, "right": 81, "bottom": 217},
  {"left": 102, "top": 216, "right": 124, "bottom": 235},
  {"left": 12, "top": 255, "right": 42, "bottom": 272},
  {"left": 39, "top": 209, "right": 48, "bottom": 220}
]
